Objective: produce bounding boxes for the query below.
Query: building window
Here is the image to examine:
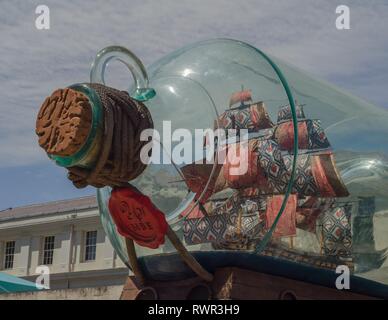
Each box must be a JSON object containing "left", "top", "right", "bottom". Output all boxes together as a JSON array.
[
  {"left": 42, "top": 236, "right": 55, "bottom": 265},
  {"left": 84, "top": 231, "right": 97, "bottom": 261},
  {"left": 4, "top": 241, "right": 16, "bottom": 270}
]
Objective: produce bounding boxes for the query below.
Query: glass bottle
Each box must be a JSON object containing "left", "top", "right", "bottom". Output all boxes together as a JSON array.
[{"left": 41, "top": 39, "right": 388, "bottom": 284}]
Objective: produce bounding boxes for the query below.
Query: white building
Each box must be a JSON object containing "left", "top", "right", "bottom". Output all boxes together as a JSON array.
[{"left": 0, "top": 196, "right": 128, "bottom": 293}]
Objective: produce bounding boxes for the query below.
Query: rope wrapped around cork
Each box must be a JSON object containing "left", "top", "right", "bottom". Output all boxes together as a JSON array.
[
  {"left": 36, "top": 83, "right": 213, "bottom": 283},
  {"left": 36, "top": 83, "right": 153, "bottom": 189}
]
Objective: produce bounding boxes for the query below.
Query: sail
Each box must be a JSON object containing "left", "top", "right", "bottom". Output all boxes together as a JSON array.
[
  {"left": 277, "top": 103, "right": 306, "bottom": 123},
  {"left": 274, "top": 104, "right": 331, "bottom": 153},
  {"left": 320, "top": 204, "right": 352, "bottom": 258},
  {"left": 265, "top": 195, "right": 297, "bottom": 238},
  {"left": 283, "top": 152, "right": 349, "bottom": 197},
  {"left": 310, "top": 153, "right": 349, "bottom": 197},
  {"left": 181, "top": 162, "right": 226, "bottom": 204},
  {"left": 183, "top": 192, "right": 266, "bottom": 245},
  {"left": 222, "top": 139, "right": 270, "bottom": 190},
  {"left": 229, "top": 90, "right": 252, "bottom": 107},
  {"left": 217, "top": 101, "right": 273, "bottom": 132},
  {"left": 182, "top": 139, "right": 348, "bottom": 202},
  {"left": 296, "top": 197, "right": 334, "bottom": 232},
  {"left": 179, "top": 200, "right": 206, "bottom": 219},
  {"left": 182, "top": 193, "right": 299, "bottom": 245},
  {"left": 275, "top": 119, "right": 331, "bottom": 152},
  {"left": 222, "top": 139, "right": 348, "bottom": 198}
]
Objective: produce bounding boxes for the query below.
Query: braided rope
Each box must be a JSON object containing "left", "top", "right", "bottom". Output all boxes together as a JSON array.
[{"left": 67, "top": 83, "right": 153, "bottom": 188}]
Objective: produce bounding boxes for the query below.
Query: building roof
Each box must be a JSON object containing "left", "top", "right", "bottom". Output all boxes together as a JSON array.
[{"left": 0, "top": 195, "right": 98, "bottom": 222}]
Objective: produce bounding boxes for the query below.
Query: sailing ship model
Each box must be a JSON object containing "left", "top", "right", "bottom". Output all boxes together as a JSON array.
[{"left": 178, "top": 88, "right": 385, "bottom": 272}]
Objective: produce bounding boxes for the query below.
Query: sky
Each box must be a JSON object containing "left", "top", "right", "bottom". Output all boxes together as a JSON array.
[{"left": 0, "top": 0, "right": 388, "bottom": 209}]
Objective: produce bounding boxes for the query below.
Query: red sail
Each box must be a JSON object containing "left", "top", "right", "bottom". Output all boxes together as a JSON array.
[
  {"left": 217, "top": 101, "right": 273, "bottom": 132},
  {"left": 229, "top": 90, "right": 252, "bottom": 107},
  {"left": 285, "top": 152, "right": 349, "bottom": 198},
  {"left": 275, "top": 121, "right": 309, "bottom": 151},
  {"left": 181, "top": 162, "right": 226, "bottom": 204},
  {"left": 222, "top": 140, "right": 270, "bottom": 191},
  {"left": 275, "top": 119, "right": 331, "bottom": 152},
  {"left": 179, "top": 200, "right": 205, "bottom": 219},
  {"left": 265, "top": 194, "right": 297, "bottom": 238},
  {"left": 182, "top": 149, "right": 348, "bottom": 199},
  {"left": 311, "top": 153, "right": 349, "bottom": 197}
]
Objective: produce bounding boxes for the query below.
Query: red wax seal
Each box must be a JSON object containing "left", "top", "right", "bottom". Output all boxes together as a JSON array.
[{"left": 108, "top": 187, "right": 168, "bottom": 249}]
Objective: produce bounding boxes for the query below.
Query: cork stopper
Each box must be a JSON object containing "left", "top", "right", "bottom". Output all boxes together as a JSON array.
[{"left": 36, "top": 88, "right": 92, "bottom": 157}]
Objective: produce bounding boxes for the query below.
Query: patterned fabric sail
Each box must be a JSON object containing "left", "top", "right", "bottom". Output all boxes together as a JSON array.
[
  {"left": 184, "top": 139, "right": 348, "bottom": 203},
  {"left": 277, "top": 104, "right": 306, "bottom": 123},
  {"left": 275, "top": 119, "right": 331, "bottom": 152},
  {"left": 275, "top": 104, "right": 330, "bottom": 153},
  {"left": 282, "top": 153, "right": 349, "bottom": 197},
  {"left": 222, "top": 139, "right": 270, "bottom": 190},
  {"left": 183, "top": 194, "right": 266, "bottom": 245},
  {"left": 320, "top": 205, "right": 352, "bottom": 258},
  {"left": 223, "top": 139, "right": 349, "bottom": 197},
  {"left": 217, "top": 101, "right": 273, "bottom": 132},
  {"left": 181, "top": 162, "right": 226, "bottom": 204}
]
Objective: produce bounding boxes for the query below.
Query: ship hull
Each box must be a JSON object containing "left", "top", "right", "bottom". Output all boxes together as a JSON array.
[{"left": 120, "top": 251, "right": 388, "bottom": 300}]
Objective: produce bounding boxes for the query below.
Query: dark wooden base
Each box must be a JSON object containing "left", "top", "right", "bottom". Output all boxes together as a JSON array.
[{"left": 120, "top": 267, "right": 376, "bottom": 300}]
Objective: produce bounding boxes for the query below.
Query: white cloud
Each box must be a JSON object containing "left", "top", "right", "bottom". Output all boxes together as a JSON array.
[{"left": 0, "top": 0, "right": 387, "bottom": 167}]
